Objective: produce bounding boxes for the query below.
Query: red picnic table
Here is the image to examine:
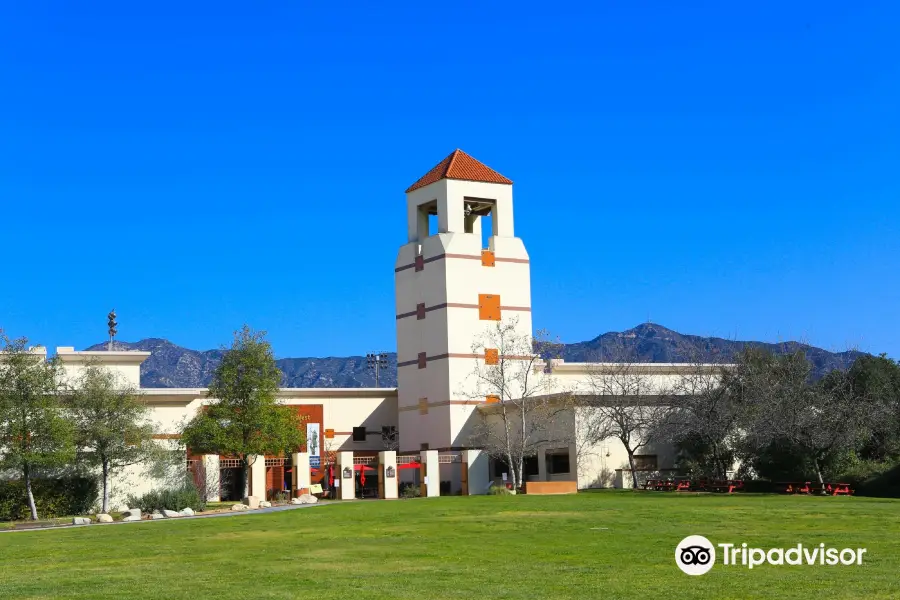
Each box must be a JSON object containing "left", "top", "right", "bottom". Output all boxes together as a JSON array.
[{"left": 777, "top": 481, "right": 853, "bottom": 496}]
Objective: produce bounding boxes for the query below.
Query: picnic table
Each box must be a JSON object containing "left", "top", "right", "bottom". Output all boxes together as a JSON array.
[
  {"left": 777, "top": 481, "right": 853, "bottom": 496},
  {"left": 705, "top": 479, "right": 743, "bottom": 494}
]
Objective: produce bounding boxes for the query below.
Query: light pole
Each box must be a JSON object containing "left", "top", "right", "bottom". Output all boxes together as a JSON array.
[{"left": 366, "top": 352, "right": 389, "bottom": 388}]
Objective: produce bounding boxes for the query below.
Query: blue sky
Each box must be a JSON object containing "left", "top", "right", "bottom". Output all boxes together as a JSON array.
[{"left": 1, "top": 2, "right": 898, "bottom": 359}]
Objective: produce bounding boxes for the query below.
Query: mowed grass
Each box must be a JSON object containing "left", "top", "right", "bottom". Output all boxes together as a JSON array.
[{"left": 1, "top": 492, "right": 898, "bottom": 600}]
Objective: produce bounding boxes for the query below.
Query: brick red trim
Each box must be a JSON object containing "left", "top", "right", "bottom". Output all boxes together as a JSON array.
[
  {"left": 396, "top": 302, "right": 530, "bottom": 320},
  {"left": 395, "top": 253, "right": 529, "bottom": 273}
]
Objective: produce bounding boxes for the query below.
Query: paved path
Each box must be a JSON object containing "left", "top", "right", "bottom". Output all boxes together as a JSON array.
[{"left": 0, "top": 501, "right": 332, "bottom": 534}]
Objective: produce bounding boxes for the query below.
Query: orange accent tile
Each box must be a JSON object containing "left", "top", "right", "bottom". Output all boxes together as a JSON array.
[
  {"left": 478, "top": 294, "right": 501, "bottom": 321},
  {"left": 484, "top": 348, "right": 499, "bottom": 365},
  {"left": 486, "top": 394, "right": 500, "bottom": 404},
  {"left": 481, "top": 250, "right": 495, "bottom": 267}
]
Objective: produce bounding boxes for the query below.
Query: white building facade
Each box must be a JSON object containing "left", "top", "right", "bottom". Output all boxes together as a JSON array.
[{"left": 7, "top": 150, "right": 719, "bottom": 509}]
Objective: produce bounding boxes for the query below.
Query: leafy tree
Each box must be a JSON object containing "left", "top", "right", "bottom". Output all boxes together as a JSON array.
[
  {"left": 181, "top": 326, "right": 304, "bottom": 498},
  {"left": 68, "top": 361, "right": 157, "bottom": 513},
  {"left": 0, "top": 334, "right": 74, "bottom": 520},
  {"left": 847, "top": 354, "right": 900, "bottom": 461},
  {"left": 734, "top": 348, "right": 872, "bottom": 485}
]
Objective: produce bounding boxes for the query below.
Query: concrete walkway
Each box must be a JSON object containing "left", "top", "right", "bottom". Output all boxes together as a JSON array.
[{"left": 0, "top": 501, "right": 333, "bottom": 534}]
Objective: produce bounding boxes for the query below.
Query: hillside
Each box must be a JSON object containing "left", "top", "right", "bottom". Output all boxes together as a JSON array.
[{"left": 86, "top": 323, "right": 863, "bottom": 388}]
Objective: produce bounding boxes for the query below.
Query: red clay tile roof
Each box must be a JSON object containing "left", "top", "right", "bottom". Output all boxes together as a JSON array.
[{"left": 405, "top": 149, "right": 512, "bottom": 193}]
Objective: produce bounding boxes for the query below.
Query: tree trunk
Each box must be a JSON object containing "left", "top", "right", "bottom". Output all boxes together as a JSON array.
[
  {"left": 241, "top": 459, "right": 251, "bottom": 499},
  {"left": 627, "top": 450, "right": 639, "bottom": 489},
  {"left": 813, "top": 458, "right": 825, "bottom": 491},
  {"left": 101, "top": 459, "right": 110, "bottom": 514},
  {"left": 24, "top": 464, "right": 38, "bottom": 521}
]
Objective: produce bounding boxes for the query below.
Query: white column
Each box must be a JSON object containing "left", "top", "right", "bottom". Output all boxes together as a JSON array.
[
  {"left": 337, "top": 451, "right": 356, "bottom": 500},
  {"left": 202, "top": 454, "right": 220, "bottom": 502},
  {"left": 379, "top": 451, "right": 398, "bottom": 499},
  {"left": 422, "top": 450, "right": 440, "bottom": 497},
  {"left": 248, "top": 455, "right": 266, "bottom": 505},
  {"left": 293, "top": 452, "right": 310, "bottom": 496},
  {"left": 464, "top": 449, "right": 490, "bottom": 495}
]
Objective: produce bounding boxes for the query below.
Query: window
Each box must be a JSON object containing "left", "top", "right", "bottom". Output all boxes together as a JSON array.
[
  {"left": 352, "top": 427, "right": 366, "bottom": 442},
  {"left": 546, "top": 449, "right": 570, "bottom": 475},
  {"left": 634, "top": 455, "right": 657, "bottom": 470},
  {"left": 492, "top": 457, "right": 538, "bottom": 478},
  {"left": 524, "top": 456, "right": 539, "bottom": 477}
]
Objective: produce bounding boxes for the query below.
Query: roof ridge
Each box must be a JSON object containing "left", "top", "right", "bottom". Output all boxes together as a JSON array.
[{"left": 444, "top": 149, "right": 461, "bottom": 178}]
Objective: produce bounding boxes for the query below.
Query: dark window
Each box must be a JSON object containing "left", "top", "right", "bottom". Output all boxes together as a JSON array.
[
  {"left": 352, "top": 427, "right": 366, "bottom": 442},
  {"left": 634, "top": 455, "right": 657, "bottom": 470},
  {"left": 546, "top": 449, "right": 570, "bottom": 475},
  {"left": 492, "top": 457, "right": 538, "bottom": 478}
]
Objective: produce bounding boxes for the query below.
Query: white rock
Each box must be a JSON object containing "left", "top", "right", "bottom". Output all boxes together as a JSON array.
[
  {"left": 97, "top": 514, "right": 113, "bottom": 523},
  {"left": 290, "top": 497, "right": 303, "bottom": 505},
  {"left": 122, "top": 515, "right": 142, "bottom": 522},
  {"left": 72, "top": 517, "right": 91, "bottom": 525},
  {"left": 231, "top": 503, "right": 249, "bottom": 511},
  {"left": 151, "top": 512, "right": 165, "bottom": 520},
  {"left": 122, "top": 508, "right": 141, "bottom": 519},
  {"left": 180, "top": 507, "right": 194, "bottom": 517},
  {"left": 300, "top": 494, "right": 318, "bottom": 504},
  {"left": 242, "top": 496, "right": 260, "bottom": 509},
  {"left": 162, "top": 509, "right": 181, "bottom": 518},
  {"left": 258, "top": 500, "right": 271, "bottom": 508}
]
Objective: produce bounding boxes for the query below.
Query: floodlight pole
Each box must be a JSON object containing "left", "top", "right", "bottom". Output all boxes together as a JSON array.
[
  {"left": 107, "top": 309, "right": 118, "bottom": 351},
  {"left": 366, "top": 352, "right": 388, "bottom": 388}
]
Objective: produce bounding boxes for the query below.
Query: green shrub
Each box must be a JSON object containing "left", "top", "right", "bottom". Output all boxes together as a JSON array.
[
  {"left": 488, "top": 485, "right": 512, "bottom": 496},
  {"left": 0, "top": 476, "right": 98, "bottom": 521},
  {"left": 400, "top": 484, "right": 421, "bottom": 498},
  {"left": 125, "top": 481, "right": 207, "bottom": 513}
]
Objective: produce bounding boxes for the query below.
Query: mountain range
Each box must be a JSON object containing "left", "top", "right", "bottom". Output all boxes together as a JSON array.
[{"left": 86, "top": 323, "right": 864, "bottom": 388}]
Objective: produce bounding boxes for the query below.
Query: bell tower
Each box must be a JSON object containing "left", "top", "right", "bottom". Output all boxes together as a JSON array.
[{"left": 394, "top": 150, "right": 532, "bottom": 452}]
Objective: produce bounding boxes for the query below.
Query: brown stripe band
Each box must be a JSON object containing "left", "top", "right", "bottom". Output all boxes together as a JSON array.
[
  {"left": 396, "top": 303, "right": 531, "bottom": 320},
  {"left": 397, "top": 353, "right": 533, "bottom": 368},
  {"left": 399, "top": 399, "right": 488, "bottom": 412},
  {"left": 395, "top": 253, "right": 530, "bottom": 272}
]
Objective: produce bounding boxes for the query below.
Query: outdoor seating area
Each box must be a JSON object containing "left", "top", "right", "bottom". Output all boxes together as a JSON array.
[
  {"left": 642, "top": 477, "right": 745, "bottom": 494},
  {"left": 775, "top": 481, "right": 854, "bottom": 496}
]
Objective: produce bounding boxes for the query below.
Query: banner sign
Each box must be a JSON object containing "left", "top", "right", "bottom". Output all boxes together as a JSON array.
[{"left": 306, "top": 422, "right": 320, "bottom": 460}]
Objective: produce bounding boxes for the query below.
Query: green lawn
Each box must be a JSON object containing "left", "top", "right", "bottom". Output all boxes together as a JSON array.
[{"left": 1, "top": 492, "right": 898, "bottom": 599}]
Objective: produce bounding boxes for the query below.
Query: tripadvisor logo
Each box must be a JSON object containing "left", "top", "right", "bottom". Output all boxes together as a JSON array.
[{"left": 675, "top": 536, "right": 867, "bottom": 575}]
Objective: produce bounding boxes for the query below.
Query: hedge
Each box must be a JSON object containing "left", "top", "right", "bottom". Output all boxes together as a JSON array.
[{"left": 0, "top": 476, "right": 98, "bottom": 521}]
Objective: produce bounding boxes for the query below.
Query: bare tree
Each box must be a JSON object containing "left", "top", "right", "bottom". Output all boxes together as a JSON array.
[
  {"left": 381, "top": 425, "right": 399, "bottom": 451},
  {"left": 464, "top": 317, "right": 574, "bottom": 491},
  {"left": 582, "top": 358, "right": 671, "bottom": 489},
  {"left": 659, "top": 352, "right": 739, "bottom": 479}
]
